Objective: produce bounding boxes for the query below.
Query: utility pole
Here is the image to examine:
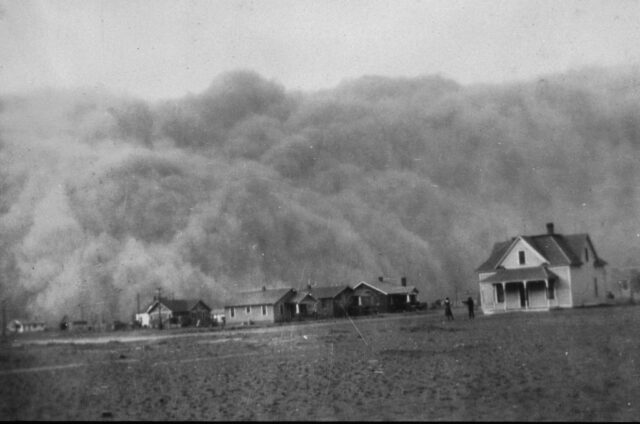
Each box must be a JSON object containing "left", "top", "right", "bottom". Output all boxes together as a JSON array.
[{"left": 156, "top": 288, "right": 163, "bottom": 330}]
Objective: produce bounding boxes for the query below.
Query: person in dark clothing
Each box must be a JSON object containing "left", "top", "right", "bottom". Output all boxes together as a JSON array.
[
  {"left": 444, "top": 297, "right": 454, "bottom": 321},
  {"left": 463, "top": 296, "right": 475, "bottom": 319}
]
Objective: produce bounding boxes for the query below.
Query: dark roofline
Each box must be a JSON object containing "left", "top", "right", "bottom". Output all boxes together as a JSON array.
[
  {"left": 477, "top": 230, "right": 607, "bottom": 272},
  {"left": 224, "top": 288, "right": 296, "bottom": 307},
  {"left": 308, "top": 285, "right": 353, "bottom": 299}
]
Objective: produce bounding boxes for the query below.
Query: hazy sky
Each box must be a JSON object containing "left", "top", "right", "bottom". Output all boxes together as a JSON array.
[{"left": 2, "top": 0, "right": 640, "bottom": 100}]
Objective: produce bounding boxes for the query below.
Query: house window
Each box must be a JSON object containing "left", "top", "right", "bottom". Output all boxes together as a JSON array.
[
  {"left": 518, "top": 251, "right": 526, "bottom": 265},
  {"left": 262, "top": 305, "right": 267, "bottom": 316},
  {"left": 547, "top": 281, "right": 555, "bottom": 300},
  {"left": 594, "top": 277, "right": 598, "bottom": 297},
  {"left": 585, "top": 248, "right": 589, "bottom": 262},
  {"left": 245, "top": 306, "right": 251, "bottom": 314},
  {"left": 230, "top": 307, "right": 235, "bottom": 318},
  {"left": 496, "top": 284, "right": 504, "bottom": 303}
]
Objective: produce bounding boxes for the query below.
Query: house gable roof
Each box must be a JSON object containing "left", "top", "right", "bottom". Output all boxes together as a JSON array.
[
  {"left": 476, "top": 240, "right": 513, "bottom": 273},
  {"left": 291, "top": 291, "right": 317, "bottom": 304},
  {"left": 350, "top": 280, "right": 418, "bottom": 295},
  {"left": 308, "top": 285, "right": 353, "bottom": 299},
  {"left": 225, "top": 288, "right": 296, "bottom": 307},
  {"left": 476, "top": 231, "right": 607, "bottom": 273},
  {"left": 564, "top": 234, "right": 608, "bottom": 267},
  {"left": 146, "top": 298, "right": 211, "bottom": 314},
  {"left": 498, "top": 236, "right": 550, "bottom": 266}
]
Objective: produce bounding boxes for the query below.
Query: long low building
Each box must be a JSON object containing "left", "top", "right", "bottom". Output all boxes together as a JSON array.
[{"left": 224, "top": 278, "right": 422, "bottom": 325}]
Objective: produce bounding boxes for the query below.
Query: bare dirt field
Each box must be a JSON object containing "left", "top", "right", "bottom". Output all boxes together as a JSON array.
[{"left": 1, "top": 304, "right": 640, "bottom": 421}]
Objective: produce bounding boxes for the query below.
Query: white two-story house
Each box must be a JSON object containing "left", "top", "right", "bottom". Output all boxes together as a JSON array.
[{"left": 476, "top": 223, "right": 607, "bottom": 314}]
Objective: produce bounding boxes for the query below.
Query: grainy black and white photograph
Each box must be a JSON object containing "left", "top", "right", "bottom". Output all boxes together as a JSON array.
[{"left": 2, "top": 0, "right": 640, "bottom": 421}]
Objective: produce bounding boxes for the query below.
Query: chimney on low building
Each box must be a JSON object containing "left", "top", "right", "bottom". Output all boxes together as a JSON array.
[
  {"left": 401, "top": 277, "right": 407, "bottom": 287},
  {"left": 546, "top": 222, "right": 554, "bottom": 235},
  {"left": 378, "top": 276, "right": 384, "bottom": 283}
]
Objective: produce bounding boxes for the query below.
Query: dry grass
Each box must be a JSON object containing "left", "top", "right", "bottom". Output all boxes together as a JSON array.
[{"left": 1, "top": 305, "right": 640, "bottom": 421}]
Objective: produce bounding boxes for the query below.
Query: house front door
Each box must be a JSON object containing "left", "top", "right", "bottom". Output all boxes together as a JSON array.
[
  {"left": 505, "top": 282, "right": 525, "bottom": 310},
  {"left": 526, "top": 280, "right": 547, "bottom": 308}
]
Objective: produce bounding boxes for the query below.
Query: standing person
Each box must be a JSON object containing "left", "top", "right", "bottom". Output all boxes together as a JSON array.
[
  {"left": 463, "top": 296, "right": 475, "bottom": 319},
  {"left": 444, "top": 297, "right": 454, "bottom": 321}
]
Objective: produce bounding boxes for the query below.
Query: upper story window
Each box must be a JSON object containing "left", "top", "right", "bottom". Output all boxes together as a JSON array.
[
  {"left": 518, "top": 250, "right": 526, "bottom": 265},
  {"left": 585, "top": 247, "right": 589, "bottom": 262}
]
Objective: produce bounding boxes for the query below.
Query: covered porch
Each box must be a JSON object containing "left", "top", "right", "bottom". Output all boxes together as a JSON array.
[
  {"left": 290, "top": 292, "right": 318, "bottom": 320},
  {"left": 481, "top": 266, "right": 558, "bottom": 312}
]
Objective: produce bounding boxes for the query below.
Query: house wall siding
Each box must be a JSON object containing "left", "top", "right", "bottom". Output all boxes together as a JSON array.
[
  {"left": 479, "top": 282, "right": 497, "bottom": 314},
  {"left": 225, "top": 304, "right": 276, "bottom": 324},
  {"left": 570, "top": 264, "right": 607, "bottom": 307},
  {"left": 315, "top": 299, "right": 334, "bottom": 318},
  {"left": 225, "top": 298, "right": 294, "bottom": 324},
  {"left": 548, "top": 266, "right": 572, "bottom": 308}
]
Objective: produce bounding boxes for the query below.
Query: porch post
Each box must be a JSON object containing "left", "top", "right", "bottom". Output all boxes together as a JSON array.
[
  {"left": 502, "top": 282, "right": 507, "bottom": 311},
  {"left": 524, "top": 280, "right": 528, "bottom": 310},
  {"left": 545, "top": 279, "right": 550, "bottom": 308}
]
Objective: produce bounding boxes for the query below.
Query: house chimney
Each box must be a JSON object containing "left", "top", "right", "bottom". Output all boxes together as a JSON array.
[
  {"left": 546, "top": 222, "right": 554, "bottom": 234},
  {"left": 262, "top": 286, "right": 266, "bottom": 291},
  {"left": 378, "top": 276, "right": 384, "bottom": 283},
  {"left": 401, "top": 277, "right": 407, "bottom": 287}
]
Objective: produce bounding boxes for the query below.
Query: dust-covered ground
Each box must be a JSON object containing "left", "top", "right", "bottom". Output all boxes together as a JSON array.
[{"left": 1, "top": 305, "right": 640, "bottom": 421}]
